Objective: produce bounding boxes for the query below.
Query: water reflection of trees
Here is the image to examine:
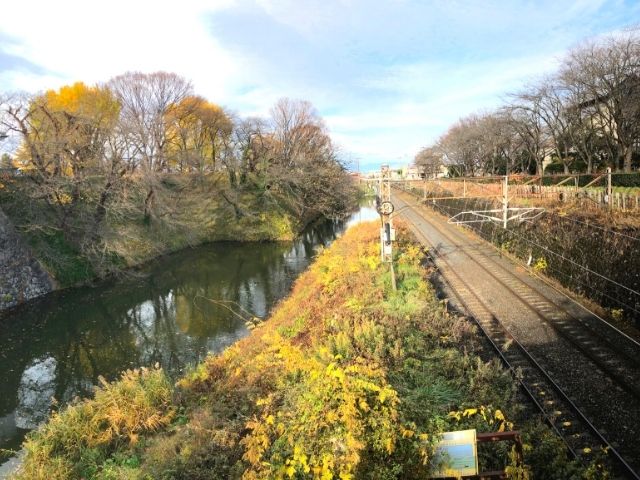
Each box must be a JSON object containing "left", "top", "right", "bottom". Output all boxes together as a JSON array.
[{"left": 0, "top": 213, "right": 349, "bottom": 451}]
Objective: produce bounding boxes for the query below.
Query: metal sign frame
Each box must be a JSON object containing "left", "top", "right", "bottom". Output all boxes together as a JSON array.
[{"left": 449, "top": 207, "right": 545, "bottom": 225}]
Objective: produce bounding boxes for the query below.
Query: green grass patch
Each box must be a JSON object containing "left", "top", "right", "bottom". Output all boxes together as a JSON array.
[{"left": 26, "top": 231, "right": 95, "bottom": 287}]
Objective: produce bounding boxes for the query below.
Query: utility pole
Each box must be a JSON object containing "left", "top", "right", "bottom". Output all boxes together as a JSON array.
[
  {"left": 502, "top": 175, "right": 509, "bottom": 229},
  {"left": 422, "top": 166, "right": 427, "bottom": 201},
  {"left": 378, "top": 165, "right": 396, "bottom": 291}
]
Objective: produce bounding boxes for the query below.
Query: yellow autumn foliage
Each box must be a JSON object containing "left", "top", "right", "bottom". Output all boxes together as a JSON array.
[
  {"left": 14, "top": 367, "right": 174, "bottom": 480},
  {"left": 178, "top": 221, "right": 434, "bottom": 478},
  {"left": 15, "top": 82, "right": 120, "bottom": 175}
]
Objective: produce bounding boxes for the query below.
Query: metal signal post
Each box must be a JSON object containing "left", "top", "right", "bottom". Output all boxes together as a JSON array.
[{"left": 378, "top": 165, "right": 396, "bottom": 291}]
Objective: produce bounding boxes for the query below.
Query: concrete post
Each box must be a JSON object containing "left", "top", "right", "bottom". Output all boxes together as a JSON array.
[{"left": 503, "top": 175, "right": 509, "bottom": 229}]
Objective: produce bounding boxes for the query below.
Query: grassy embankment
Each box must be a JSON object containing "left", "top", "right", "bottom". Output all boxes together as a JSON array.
[
  {"left": 0, "top": 174, "right": 318, "bottom": 288},
  {"left": 11, "top": 221, "right": 600, "bottom": 479}
]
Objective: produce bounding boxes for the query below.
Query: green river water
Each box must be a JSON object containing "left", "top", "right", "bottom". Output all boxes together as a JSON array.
[{"left": 0, "top": 204, "right": 378, "bottom": 466}]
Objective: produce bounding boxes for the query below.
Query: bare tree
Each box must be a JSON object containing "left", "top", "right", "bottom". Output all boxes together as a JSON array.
[
  {"left": 414, "top": 146, "right": 443, "bottom": 178},
  {"left": 436, "top": 113, "right": 509, "bottom": 176},
  {"left": 107, "top": 72, "right": 193, "bottom": 219},
  {"left": 560, "top": 30, "right": 640, "bottom": 171},
  {"left": 268, "top": 98, "right": 353, "bottom": 220},
  {"left": 503, "top": 96, "right": 550, "bottom": 175},
  {"left": 517, "top": 77, "right": 602, "bottom": 173},
  {"left": 233, "top": 116, "right": 271, "bottom": 184},
  {"left": 437, "top": 116, "right": 481, "bottom": 176}
]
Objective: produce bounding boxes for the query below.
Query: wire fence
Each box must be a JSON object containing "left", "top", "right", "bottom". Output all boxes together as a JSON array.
[
  {"left": 401, "top": 172, "right": 640, "bottom": 212},
  {"left": 400, "top": 182, "right": 640, "bottom": 326}
]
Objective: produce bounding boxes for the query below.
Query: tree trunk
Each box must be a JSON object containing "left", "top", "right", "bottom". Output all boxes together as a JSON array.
[
  {"left": 94, "top": 180, "right": 113, "bottom": 230},
  {"left": 586, "top": 155, "right": 593, "bottom": 174},
  {"left": 144, "top": 187, "right": 155, "bottom": 221},
  {"left": 220, "top": 190, "right": 243, "bottom": 219},
  {"left": 228, "top": 169, "right": 237, "bottom": 187},
  {"left": 623, "top": 145, "right": 633, "bottom": 172}
]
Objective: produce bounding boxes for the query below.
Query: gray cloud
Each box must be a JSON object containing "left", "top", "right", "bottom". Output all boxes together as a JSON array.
[{"left": 0, "top": 33, "right": 47, "bottom": 76}]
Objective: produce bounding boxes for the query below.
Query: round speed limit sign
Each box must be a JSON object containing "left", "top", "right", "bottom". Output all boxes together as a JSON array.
[{"left": 379, "top": 201, "right": 394, "bottom": 215}]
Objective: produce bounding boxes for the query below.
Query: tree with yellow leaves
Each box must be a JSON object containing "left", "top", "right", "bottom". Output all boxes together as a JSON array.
[
  {"left": 3, "top": 83, "right": 120, "bottom": 234},
  {"left": 165, "top": 96, "right": 232, "bottom": 174},
  {"left": 18, "top": 82, "right": 119, "bottom": 177}
]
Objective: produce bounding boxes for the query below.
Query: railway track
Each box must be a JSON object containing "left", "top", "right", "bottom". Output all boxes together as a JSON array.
[{"left": 393, "top": 190, "right": 640, "bottom": 479}]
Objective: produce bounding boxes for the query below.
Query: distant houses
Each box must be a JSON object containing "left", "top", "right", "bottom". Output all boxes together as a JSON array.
[
  {"left": 359, "top": 164, "right": 449, "bottom": 180},
  {"left": 402, "top": 165, "right": 422, "bottom": 180}
]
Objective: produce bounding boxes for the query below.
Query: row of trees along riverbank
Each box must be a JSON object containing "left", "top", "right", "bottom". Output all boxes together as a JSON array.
[
  {"left": 0, "top": 73, "right": 356, "bottom": 286},
  {"left": 415, "top": 28, "right": 640, "bottom": 177}
]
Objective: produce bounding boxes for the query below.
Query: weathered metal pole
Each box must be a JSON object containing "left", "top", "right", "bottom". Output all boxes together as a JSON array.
[{"left": 379, "top": 165, "right": 396, "bottom": 291}]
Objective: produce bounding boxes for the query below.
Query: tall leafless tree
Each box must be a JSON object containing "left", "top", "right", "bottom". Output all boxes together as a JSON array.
[
  {"left": 108, "top": 72, "right": 192, "bottom": 219},
  {"left": 560, "top": 30, "right": 640, "bottom": 172}
]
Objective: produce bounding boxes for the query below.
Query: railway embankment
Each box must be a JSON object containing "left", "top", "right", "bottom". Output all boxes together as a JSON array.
[
  {"left": 394, "top": 190, "right": 640, "bottom": 478},
  {"left": 403, "top": 183, "right": 640, "bottom": 330}
]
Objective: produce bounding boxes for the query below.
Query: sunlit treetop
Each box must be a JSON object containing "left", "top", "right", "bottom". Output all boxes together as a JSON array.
[{"left": 39, "top": 81, "right": 120, "bottom": 127}]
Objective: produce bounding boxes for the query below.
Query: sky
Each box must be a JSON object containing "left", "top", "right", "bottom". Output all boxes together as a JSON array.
[{"left": 1, "top": 0, "right": 639, "bottom": 171}]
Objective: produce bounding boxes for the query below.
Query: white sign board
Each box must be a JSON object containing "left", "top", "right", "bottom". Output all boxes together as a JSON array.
[{"left": 431, "top": 429, "right": 478, "bottom": 478}]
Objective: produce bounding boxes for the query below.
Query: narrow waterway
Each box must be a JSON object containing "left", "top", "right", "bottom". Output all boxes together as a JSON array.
[{"left": 0, "top": 202, "right": 379, "bottom": 467}]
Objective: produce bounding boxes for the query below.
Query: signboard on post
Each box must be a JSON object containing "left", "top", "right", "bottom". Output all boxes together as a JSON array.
[
  {"left": 431, "top": 429, "right": 478, "bottom": 478},
  {"left": 380, "top": 227, "right": 394, "bottom": 257}
]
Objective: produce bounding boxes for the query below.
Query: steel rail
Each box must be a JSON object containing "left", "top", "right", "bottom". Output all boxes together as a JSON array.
[
  {"left": 395, "top": 191, "right": 640, "bottom": 401},
  {"left": 398, "top": 191, "right": 640, "bottom": 378},
  {"left": 399, "top": 186, "right": 640, "bottom": 354},
  {"left": 396, "top": 194, "right": 640, "bottom": 480}
]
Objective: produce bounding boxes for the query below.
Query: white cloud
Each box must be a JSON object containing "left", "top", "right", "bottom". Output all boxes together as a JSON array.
[
  {"left": 0, "top": 0, "right": 240, "bottom": 99},
  {"left": 1, "top": 0, "right": 637, "bottom": 171},
  {"left": 324, "top": 51, "right": 564, "bottom": 168},
  {"left": 0, "top": 70, "right": 66, "bottom": 94}
]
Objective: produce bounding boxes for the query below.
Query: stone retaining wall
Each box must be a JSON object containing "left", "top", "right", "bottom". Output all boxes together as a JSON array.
[{"left": 0, "top": 208, "right": 54, "bottom": 312}]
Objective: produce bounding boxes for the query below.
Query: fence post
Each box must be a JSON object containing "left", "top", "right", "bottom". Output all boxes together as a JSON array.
[{"left": 606, "top": 167, "right": 612, "bottom": 208}]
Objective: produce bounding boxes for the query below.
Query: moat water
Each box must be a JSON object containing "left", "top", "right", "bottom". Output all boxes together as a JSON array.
[{"left": 0, "top": 203, "right": 378, "bottom": 465}]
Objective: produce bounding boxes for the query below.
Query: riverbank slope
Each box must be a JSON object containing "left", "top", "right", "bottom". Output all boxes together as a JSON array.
[
  {"left": 0, "top": 173, "right": 356, "bottom": 311},
  {"left": 9, "top": 221, "right": 597, "bottom": 479}
]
